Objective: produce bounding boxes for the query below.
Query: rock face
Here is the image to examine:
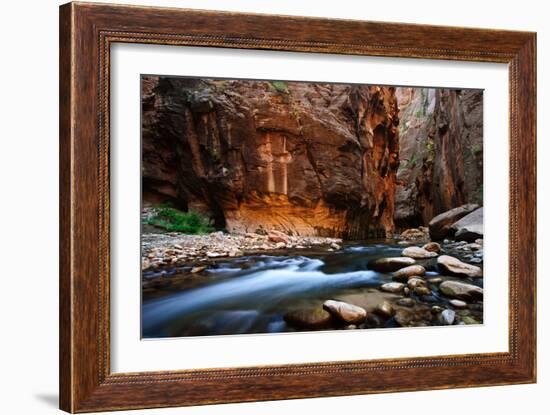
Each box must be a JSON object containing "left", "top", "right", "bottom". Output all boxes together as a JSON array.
[
  {"left": 142, "top": 77, "right": 400, "bottom": 238},
  {"left": 394, "top": 88, "right": 483, "bottom": 228},
  {"left": 428, "top": 203, "right": 479, "bottom": 240},
  {"left": 451, "top": 207, "right": 484, "bottom": 242},
  {"left": 437, "top": 255, "right": 483, "bottom": 278}
]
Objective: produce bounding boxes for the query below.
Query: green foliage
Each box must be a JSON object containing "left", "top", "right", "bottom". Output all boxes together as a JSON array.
[
  {"left": 270, "top": 80, "right": 290, "bottom": 95},
  {"left": 145, "top": 207, "right": 214, "bottom": 234},
  {"left": 470, "top": 143, "right": 483, "bottom": 157}
]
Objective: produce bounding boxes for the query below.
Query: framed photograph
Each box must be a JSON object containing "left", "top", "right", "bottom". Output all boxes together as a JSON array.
[{"left": 59, "top": 2, "right": 536, "bottom": 412}]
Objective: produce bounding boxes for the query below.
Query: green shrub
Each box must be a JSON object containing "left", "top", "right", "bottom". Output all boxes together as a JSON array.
[
  {"left": 145, "top": 207, "right": 215, "bottom": 234},
  {"left": 270, "top": 80, "right": 290, "bottom": 95}
]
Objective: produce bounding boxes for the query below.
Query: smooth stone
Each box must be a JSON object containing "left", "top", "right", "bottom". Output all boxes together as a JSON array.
[
  {"left": 206, "top": 251, "right": 228, "bottom": 258},
  {"left": 397, "top": 298, "right": 415, "bottom": 307},
  {"left": 402, "top": 246, "right": 438, "bottom": 259},
  {"left": 394, "top": 309, "right": 414, "bottom": 327},
  {"left": 429, "top": 203, "right": 480, "bottom": 240},
  {"left": 462, "top": 316, "right": 481, "bottom": 325},
  {"left": 475, "top": 238, "right": 484, "bottom": 245},
  {"left": 440, "top": 309, "right": 456, "bottom": 325},
  {"left": 422, "top": 242, "right": 441, "bottom": 253},
  {"left": 392, "top": 265, "right": 426, "bottom": 282},
  {"left": 428, "top": 277, "right": 443, "bottom": 284},
  {"left": 374, "top": 301, "right": 394, "bottom": 318},
  {"left": 323, "top": 300, "right": 367, "bottom": 324},
  {"left": 380, "top": 282, "right": 405, "bottom": 294},
  {"left": 190, "top": 265, "right": 207, "bottom": 273},
  {"left": 431, "top": 305, "right": 444, "bottom": 314},
  {"left": 407, "top": 277, "right": 426, "bottom": 289},
  {"left": 284, "top": 308, "right": 334, "bottom": 329},
  {"left": 330, "top": 242, "right": 342, "bottom": 250},
  {"left": 437, "top": 255, "right": 483, "bottom": 278},
  {"left": 440, "top": 280, "right": 484, "bottom": 300},
  {"left": 449, "top": 299, "right": 468, "bottom": 308},
  {"left": 369, "top": 257, "right": 416, "bottom": 272},
  {"left": 414, "top": 286, "right": 432, "bottom": 296},
  {"left": 403, "top": 287, "right": 410, "bottom": 296}
]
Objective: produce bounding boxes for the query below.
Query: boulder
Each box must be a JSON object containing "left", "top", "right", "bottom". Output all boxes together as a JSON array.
[
  {"left": 284, "top": 308, "right": 334, "bottom": 329},
  {"left": 369, "top": 257, "right": 416, "bottom": 272},
  {"left": 451, "top": 208, "right": 484, "bottom": 242},
  {"left": 402, "top": 246, "right": 438, "bottom": 259},
  {"left": 380, "top": 282, "right": 405, "bottom": 294},
  {"left": 439, "top": 280, "right": 483, "bottom": 300},
  {"left": 392, "top": 265, "right": 426, "bottom": 282},
  {"left": 437, "top": 255, "right": 482, "bottom": 278},
  {"left": 428, "top": 204, "right": 480, "bottom": 240},
  {"left": 323, "top": 300, "right": 367, "bottom": 324}
]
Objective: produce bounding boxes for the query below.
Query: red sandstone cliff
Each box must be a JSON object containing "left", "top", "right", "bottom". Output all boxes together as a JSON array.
[
  {"left": 142, "top": 77, "right": 400, "bottom": 238},
  {"left": 394, "top": 87, "right": 483, "bottom": 227}
]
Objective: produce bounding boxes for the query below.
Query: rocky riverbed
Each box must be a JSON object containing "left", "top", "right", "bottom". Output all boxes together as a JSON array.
[{"left": 141, "top": 223, "right": 484, "bottom": 338}]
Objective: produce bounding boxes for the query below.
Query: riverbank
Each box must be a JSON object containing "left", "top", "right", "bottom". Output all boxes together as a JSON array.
[{"left": 141, "top": 230, "right": 343, "bottom": 271}]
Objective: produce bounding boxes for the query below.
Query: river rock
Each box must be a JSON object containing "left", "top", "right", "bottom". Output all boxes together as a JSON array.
[
  {"left": 431, "top": 305, "right": 444, "bottom": 314},
  {"left": 374, "top": 301, "right": 394, "bottom": 318},
  {"left": 437, "top": 255, "right": 482, "bottom": 278},
  {"left": 414, "top": 286, "right": 432, "bottom": 296},
  {"left": 451, "top": 207, "right": 483, "bottom": 242},
  {"left": 440, "top": 309, "right": 456, "bottom": 325},
  {"left": 369, "top": 257, "right": 416, "bottom": 272},
  {"left": 449, "top": 299, "right": 468, "bottom": 308},
  {"left": 284, "top": 308, "right": 334, "bottom": 329},
  {"left": 323, "top": 300, "right": 367, "bottom": 324},
  {"left": 394, "top": 309, "right": 414, "bottom": 327},
  {"left": 397, "top": 298, "right": 415, "bottom": 307},
  {"left": 380, "top": 282, "right": 405, "bottom": 294},
  {"left": 422, "top": 242, "right": 441, "bottom": 253},
  {"left": 428, "top": 204, "right": 480, "bottom": 240},
  {"left": 392, "top": 265, "right": 426, "bottom": 281},
  {"left": 402, "top": 246, "right": 438, "bottom": 259},
  {"left": 407, "top": 277, "right": 426, "bottom": 289},
  {"left": 190, "top": 265, "right": 207, "bottom": 273},
  {"left": 268, "top": 230, "right": 291, "bottom": 244},
  {"left": 462, "top": 316, "right": 480, "bottom": 325},
  {"left": 439, "top": 280, "right": 483, "bottom": 300},
  {"left": 206, "top": 251, "right": 228, "bottom": 258},
  {"left": 399, "top": 227, "right": 429, "bottom": 241}
]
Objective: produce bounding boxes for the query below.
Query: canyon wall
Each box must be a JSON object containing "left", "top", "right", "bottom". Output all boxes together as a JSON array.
[
  {"left": 142, "top": 77, "right": 400, "bottom": 238},
  {"left": 394, "top": 87, "right": 483, "bottom": 228}
]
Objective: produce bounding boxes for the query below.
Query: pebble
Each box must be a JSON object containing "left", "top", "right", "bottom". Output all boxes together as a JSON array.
[
  {"left": 449, "top": 299, "right": 467, "bottom": 308},
  {"left": 440, "top": 309, "right": 456, "bottom": 325}
]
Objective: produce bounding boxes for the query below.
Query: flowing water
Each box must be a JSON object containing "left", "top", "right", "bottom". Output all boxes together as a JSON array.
[{"left": 141, "top": 241, "right": 482, "bottom": 338}]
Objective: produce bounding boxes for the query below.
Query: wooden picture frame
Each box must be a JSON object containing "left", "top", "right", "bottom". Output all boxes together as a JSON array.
[{"left": 59, "top": 2, "right": 536, "bottom": 412}]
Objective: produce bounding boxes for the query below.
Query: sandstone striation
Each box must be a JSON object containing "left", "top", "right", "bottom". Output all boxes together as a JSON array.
[{"left": 142, "top": 77, "right": 400, "bottom": 238}]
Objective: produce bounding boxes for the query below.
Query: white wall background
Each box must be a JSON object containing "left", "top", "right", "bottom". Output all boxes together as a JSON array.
[{"left": 0, "top": 0, "right": 545, "bottom": 414}]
